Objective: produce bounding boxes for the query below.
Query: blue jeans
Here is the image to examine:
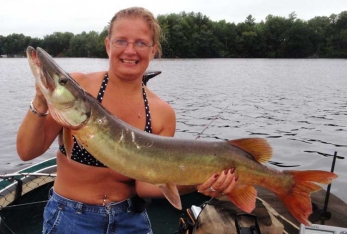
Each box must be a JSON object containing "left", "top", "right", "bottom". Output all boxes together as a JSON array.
[{"left": 43, "top": 188, "right": 153, "bottom": 234}]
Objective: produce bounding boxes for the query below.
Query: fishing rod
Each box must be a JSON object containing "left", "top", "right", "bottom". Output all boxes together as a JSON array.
[
  {"left": 195, "top": 104, "right": 230, "bottom": 139},
  {"left": 311, "top": 151, "right": 338, "bottom": 225},
  {"left": 307, "top": 151, "right": 344, "bottom": 226}
]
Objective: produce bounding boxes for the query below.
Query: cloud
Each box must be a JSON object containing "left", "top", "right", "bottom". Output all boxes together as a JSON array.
[{"left": 1, "top": 0, "right": 346, "bottom": 38}]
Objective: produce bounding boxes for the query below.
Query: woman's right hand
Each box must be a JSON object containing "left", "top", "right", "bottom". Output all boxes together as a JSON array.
[{"left": 32, "top": 82, "right": 49, "bottom": 115}]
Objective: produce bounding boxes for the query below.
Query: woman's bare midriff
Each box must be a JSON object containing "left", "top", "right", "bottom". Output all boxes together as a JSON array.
[{"left": 53, "top": 151, "right": 136, "bottom": 205}]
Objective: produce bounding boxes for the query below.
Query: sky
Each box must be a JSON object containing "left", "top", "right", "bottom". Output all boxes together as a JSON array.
[{"left": 1, "top": 0, "right": 346, "bottom": 38}]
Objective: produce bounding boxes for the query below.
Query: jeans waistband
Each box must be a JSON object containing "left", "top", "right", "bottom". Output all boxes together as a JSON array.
[{"left": 49, "top": 188, "right": 132, "bottom": 214}]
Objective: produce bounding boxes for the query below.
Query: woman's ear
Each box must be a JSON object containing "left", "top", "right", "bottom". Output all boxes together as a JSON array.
[
  {"left": 105, "top": 37, "right": 111, "bottom": 58},
  {"left": 150, "top": 44, "right": 158, "bottom": 60}
]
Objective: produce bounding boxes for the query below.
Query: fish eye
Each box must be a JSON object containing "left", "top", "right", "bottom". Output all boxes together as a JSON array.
[{"left": 59, "top": 77, "right": 69, "bottom": 85}]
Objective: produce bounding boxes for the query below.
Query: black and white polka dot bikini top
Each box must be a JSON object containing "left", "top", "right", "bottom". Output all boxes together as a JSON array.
[{"left": 59, "top": 73, "right": 152, "bottom": 167}]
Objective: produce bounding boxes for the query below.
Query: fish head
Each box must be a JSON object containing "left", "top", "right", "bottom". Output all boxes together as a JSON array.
[{"left": 26, "top": 46, "right": 91, "bottom": 129}]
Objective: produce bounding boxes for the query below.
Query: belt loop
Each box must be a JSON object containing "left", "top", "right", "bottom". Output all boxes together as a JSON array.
[
  {"left": 48, "top": 187, "right": 53, "bottom": 199},
  {"left": 127, "top": 197, "right": 133, "bottom": 213},
  {"left": 75, "top": 202, "right": 83, "bottom": 214}
]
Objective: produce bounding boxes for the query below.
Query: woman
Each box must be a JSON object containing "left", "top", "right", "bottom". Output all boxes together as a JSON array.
[{"left": 17, "top": 7, "right": 237, "bottom": 234}]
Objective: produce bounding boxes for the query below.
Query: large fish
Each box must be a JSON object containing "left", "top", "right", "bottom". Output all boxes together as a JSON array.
[{"left": 26, "top": 46, "right": 337, "bottom": 225}]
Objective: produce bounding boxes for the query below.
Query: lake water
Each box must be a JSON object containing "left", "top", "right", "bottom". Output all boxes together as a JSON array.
[{"left": 0, "top": 57, "right": 346, "bottom": 202}]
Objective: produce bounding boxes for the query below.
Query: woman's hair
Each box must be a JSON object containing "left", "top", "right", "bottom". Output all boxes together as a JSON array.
[{"left": 108, "top": 7, "right": 162, "bottom": 58}]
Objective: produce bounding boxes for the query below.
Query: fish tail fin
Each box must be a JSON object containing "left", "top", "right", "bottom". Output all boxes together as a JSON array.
[{"left": 275, "top": 170, "right": 337, "bottom": 225}]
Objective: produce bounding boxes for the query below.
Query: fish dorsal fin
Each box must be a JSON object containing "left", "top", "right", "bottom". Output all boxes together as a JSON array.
[
  {"left": 226, "top": 185, "right": 257, "bottom": 213},
  {"left": 159, "top": 183, "right": 182, "bottom": 210},
  {"left": 63, "top": 128, "right": 74, "bottom": 160},
  {"left": 229, "top": 138, "right": 272, "bottom": 163}
]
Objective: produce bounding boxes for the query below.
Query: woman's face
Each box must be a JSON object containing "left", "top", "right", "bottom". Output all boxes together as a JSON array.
[{"left": 105, "top": 17, "right": 157, "bottom": 81}]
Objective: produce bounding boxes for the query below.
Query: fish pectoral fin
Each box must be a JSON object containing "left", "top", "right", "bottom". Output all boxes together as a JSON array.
[
  {"left": 229, "top": 138, "right": 272, "bottom": 163},
  {"left": 226, "top": 185, "right": 257, "bottom": 213},
  {"left": 159, "top": 184, "right": 182, "bottom": 210},
  {"left": 62, "top": 128, "right": 74, "bottom": 160}
]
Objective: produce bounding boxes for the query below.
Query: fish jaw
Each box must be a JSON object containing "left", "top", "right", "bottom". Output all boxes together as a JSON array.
[
  {"left": 26, "top": 46, "right": 91, "bottom": 129},
  {"left": 26, "top": 46, "right": 56, "bottom": 95}
]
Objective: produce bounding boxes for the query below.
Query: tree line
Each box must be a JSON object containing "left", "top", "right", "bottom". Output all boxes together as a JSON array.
[{"left": 1, "top": 10, "right": 347, "bottom": 58}]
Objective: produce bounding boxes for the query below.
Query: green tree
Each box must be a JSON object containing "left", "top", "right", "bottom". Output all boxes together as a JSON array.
[
  {"left": 3, "top": 33, "right": 30, "bottom": 55},
  {"left": 336, "top": 11, "right": 347, "bottom": 30},
  {"left": 2, "top": 10, "right": 347, "bottom": 58},
  {"left": 68, "top": 31, "right": 106, "bottom": 57},
  {"left": 85, "top": 31, "right": 99, "bottom": 57},
  {"left": 42, "top": 32, "right": 74, "bottom": 57},
  {"left": 0, "top": 35, "right": 5, "bottom": 55},
  {"left": 97, "top": 27, "right": 108, "bottom": 58},
  {"left": 282, "top": 19, "right": 314, "bottom": 57},
  {"left": 261, "top": 15, "right": 288, "bottom": 57},
  {"left": 235, "top": 15, "right": 259, "bottom": 57},
  {"left": 334, "top": 11, "right": 347, "bottom": 55},
  {"left": 211, "top": 20, "right": 238, "bottom": 57},
  {"left": 69, "top": 32, "right": 89, "bottom": 57},
  {"left": 157, "top": 12, "right": 216, "bottom": 58},
  {"left": 308, "top": 16, "right": 332, "bottom": 57},
  {"left": 28, "top": 37, "right": 44, "bottom": 49},
  {"left": 157, "top": 13, "right": 187, "bottom": 58}
]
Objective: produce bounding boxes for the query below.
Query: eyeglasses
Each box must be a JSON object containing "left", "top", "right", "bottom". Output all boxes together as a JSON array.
[{"left": 111, "top": 39, "right": 153, "bottom": 50}]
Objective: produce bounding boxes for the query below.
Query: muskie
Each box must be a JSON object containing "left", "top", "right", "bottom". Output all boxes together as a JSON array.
[{"left": 27, "top": 46, "right": 337, "bottom": 225}]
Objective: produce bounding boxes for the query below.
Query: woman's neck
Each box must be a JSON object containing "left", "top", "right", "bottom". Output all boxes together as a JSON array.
[{"left": 108, "top": 74, "right": 143, "bottom": 94}]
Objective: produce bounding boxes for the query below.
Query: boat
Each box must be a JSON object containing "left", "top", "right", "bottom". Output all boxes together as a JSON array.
[
  {"left": 2, "top": 71, "right": 347, "bottom": 234},
  {"left": 0, "top": 157, "right": 56, "bottom": 233}
]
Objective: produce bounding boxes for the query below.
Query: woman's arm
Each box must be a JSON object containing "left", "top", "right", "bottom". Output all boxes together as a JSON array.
[
  {"left": 16, "top": 92, "right": 62, "bottom": 161},
  {"left": 16, "top": 72, "right": 94, "bottom": 161}
]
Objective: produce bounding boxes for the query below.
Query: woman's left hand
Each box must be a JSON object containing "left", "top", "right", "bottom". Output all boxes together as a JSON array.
[{"left": 196, "top": 168, "right": 238, "bottom": 197}]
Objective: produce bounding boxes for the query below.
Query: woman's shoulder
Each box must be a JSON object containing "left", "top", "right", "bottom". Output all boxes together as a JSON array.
[
  {"left": 70, "top": 71, "right": 107, "bottom": 93},
  {"left": 70, "top": 71, "right": 106, "bottom": 83},
  {"left": 146, "top": 88, "right": 174, "bottom": 113},
  {"left": 145, "top": 88, "right": 176, "bottom": 136}
]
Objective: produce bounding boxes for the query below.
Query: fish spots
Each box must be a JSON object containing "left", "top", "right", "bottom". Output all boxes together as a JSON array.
[
  {"left": 131, "top": 132, "right": 141, "bottom": 149},
  {"left": 118, "top": 131, "right": 124, "bottom": 143},
  {"left": 145, "top": 140, "right": 154, "bottom": 147},
  {"left": 97, "top": 116, "right": 107, "bottom": 125}
]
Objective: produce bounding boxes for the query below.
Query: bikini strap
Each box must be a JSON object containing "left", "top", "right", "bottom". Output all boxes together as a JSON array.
[
  {"left": 96, "top": 74, "right": 109, "bottom": 103},
  {"left": 142, "top": 84, "right": 152, "bottom": 133}
]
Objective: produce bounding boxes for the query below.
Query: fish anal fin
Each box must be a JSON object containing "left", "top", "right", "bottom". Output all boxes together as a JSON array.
[
  {"left": 229, "top": 138, "right": 272, "bottom": 163},
  {"left": 226, "top": 185, "right": 257, "bottom": 213},
  {"left": 159, "top": 183, "right": 182, "bottom": 210},
  {"left": 63, "top": 128, "right": 73, "bottom": 160}
]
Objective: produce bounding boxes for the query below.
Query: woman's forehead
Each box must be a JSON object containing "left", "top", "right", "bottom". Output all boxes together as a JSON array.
[{"left": 111, "top": 18, "right": 152, "bottom": 37}]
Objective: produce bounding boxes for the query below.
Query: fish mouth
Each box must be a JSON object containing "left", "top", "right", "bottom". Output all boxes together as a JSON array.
[
  {"left": 26, "top": 46, "right": 56, "bottom": 91},
  {"left": 26, "top": 46, "right": 92, "bottom": 129}
]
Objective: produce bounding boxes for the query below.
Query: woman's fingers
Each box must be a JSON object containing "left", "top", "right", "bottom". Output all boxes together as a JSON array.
[{"left": 197, "top": 168, "right": 237, "bottom": 197}]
